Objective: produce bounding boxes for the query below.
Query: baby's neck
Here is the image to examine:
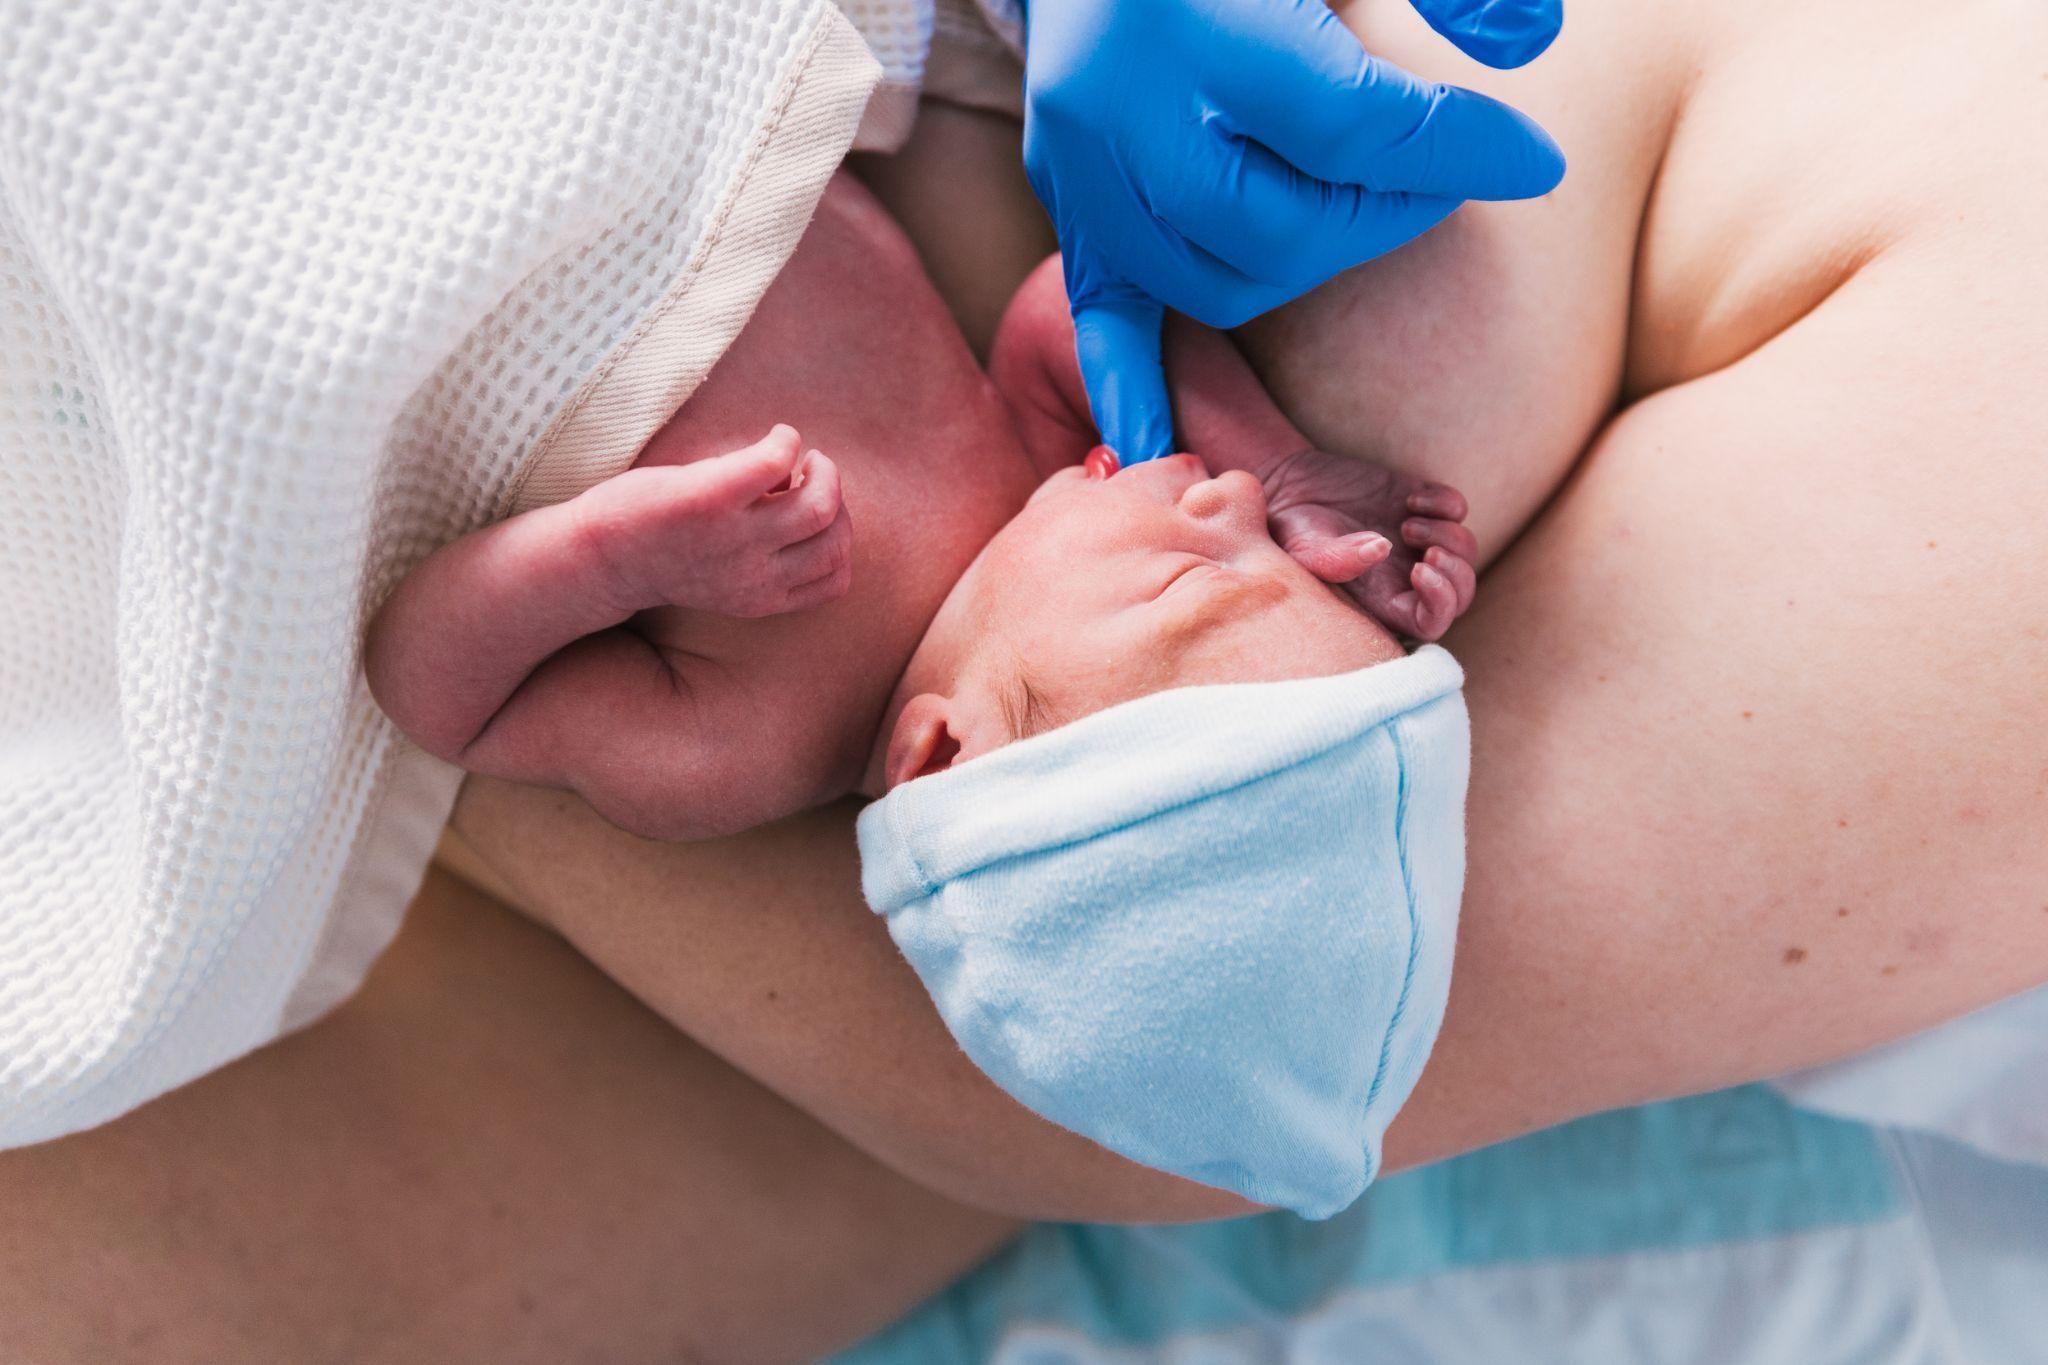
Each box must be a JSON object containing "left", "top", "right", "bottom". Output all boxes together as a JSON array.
[{"left": 829, "top": 400, "right": 1037, "bottom": 801}]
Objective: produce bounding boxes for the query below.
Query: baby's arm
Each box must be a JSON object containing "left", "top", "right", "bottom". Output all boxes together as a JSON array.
[
  {"left": 365, "top": 426, "right": 849, "bottom": 817},
  {"left": 990, "top": 257, "right": 1478, "bottom": 640},
  {"left": 986, "top": 257, "right": 1101, "bottom": 479},
  {"left": 1169, "top": 318, "right": 1478, "bottom": 641}
]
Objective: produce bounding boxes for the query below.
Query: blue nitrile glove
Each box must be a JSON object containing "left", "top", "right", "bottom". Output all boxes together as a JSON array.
[{"left": 1020, "top": 0, "right": 1566, "bottom": 463}]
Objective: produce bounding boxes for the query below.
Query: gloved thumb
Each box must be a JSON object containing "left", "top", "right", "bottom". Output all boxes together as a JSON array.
[
  {"left": 1406, "top": 0, "right": 1562, "bottom": 69},
  {"left": 1070, "top": 287, "right": 1173, "bottom": 466}
]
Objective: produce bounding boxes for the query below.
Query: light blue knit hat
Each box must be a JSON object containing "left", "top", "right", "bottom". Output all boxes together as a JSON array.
[{"left": 858, "top": 644, "right": 1469, "bottom": 1219}]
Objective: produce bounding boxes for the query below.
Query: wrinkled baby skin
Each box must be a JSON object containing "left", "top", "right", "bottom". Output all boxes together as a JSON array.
[
  {"left": 868, "top": 454, "right": 1404, "bottom": 791},
  {"left": 367, "top": 174, "right": 1040, "bottom": 840}
]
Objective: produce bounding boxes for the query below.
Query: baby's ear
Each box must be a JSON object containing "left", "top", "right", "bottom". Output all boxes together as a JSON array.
[{"left": 884, "top": 694, "right": 968, "bottom": 790}]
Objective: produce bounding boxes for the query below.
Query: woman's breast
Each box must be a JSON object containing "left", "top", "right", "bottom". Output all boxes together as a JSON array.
[
  {"left": 1241, "top": 0, "right": 2048, "bottom": 559},
  {"left": 1239, "top": 0, "right": 1700, "bottom": 560}
]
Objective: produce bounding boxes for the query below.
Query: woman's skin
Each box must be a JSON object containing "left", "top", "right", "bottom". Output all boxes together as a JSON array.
[
  {"left": 5, "top": 0, "right": 2046, "bottom": 1357},
  {"left": 1286, "top": 0, "right": 2048, "bottom": 1165},
  {"left": 0, "top": 870, "right": 1013, "bottom": 1365},
  {"left": 435, "top": 0, "right": 2048, "bottom": 1217}
]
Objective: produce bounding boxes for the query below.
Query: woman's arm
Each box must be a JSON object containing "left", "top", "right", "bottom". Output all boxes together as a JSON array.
[
  {"left": 449, "top": 219, "right": 2048, "bottom": 1221},
  {"left": 444, "top": 784, "right": 1260, "bottom": 1223},
  {"left": 0, "top": 869, "right": 1013, "bottom": 1363}
]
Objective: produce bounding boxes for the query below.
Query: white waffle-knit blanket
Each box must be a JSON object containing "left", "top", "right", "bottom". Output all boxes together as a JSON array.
[{"left": 0, "top": 0, "right": 932, "bottom": 1147}]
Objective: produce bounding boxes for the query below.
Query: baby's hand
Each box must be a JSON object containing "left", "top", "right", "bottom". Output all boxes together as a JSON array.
[
  {"left": 992, "top": 259, "right": 1478, "bottom": 638},
  {"left": 1261, "top": 448, "right": 1477, "bottom": 642},
  {"left": 582, "top": 424, "right": 853, "bottom": 619}
]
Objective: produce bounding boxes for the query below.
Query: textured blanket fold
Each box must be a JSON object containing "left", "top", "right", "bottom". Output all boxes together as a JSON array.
[{"left": 0, "top": 0, "right": 932, "bottom": 1146}]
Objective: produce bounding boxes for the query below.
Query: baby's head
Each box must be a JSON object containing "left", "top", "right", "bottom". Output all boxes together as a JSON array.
[
  {"left": 867, "top": 453, "right": 1402, "bottom": 791},
  {"left": 857, "top": 452, "right": 1470, "bottom": 1221}
]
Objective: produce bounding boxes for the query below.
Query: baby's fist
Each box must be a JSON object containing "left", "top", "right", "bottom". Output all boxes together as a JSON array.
[
  {"left": 1261, "top": 448, "right": 1478, "bottom": 642},
  {"left": 578, "top": 424, "right": 853, "bottom": 619}
]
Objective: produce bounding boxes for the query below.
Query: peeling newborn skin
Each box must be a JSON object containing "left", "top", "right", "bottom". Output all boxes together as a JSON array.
[{"left": 366, "top": 178, "right": 1441, "bottom": 843}]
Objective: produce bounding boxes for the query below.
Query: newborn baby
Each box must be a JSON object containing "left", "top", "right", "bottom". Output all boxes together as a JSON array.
[
  {"left": 367, "top": 175, "right": 1035, "bottom": 839},
  {"left": 366, "top": 175, "right": 1475, "bottom": 842},
  {"left": 367, "top": 172, "right": 1476, "bottom": 1216}
]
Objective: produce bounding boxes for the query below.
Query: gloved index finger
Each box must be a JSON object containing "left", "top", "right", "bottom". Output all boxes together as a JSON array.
[
  {"left": 1070, "top": 291, "right": 1174, "bottom": 466},
  {"left": 1203, "top": 5, "right": 1564, "bottom": 203}
]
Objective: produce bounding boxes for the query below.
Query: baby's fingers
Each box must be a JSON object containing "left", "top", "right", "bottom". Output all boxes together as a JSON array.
[
  {"left": 770, "top": 502, "right": 853, "bottom": 614},
  {"left": 1285, "top": 529, "right": 1392, "bottom": 584},
  {"left": 757, "top": 447, "right": 846, "bottom": 548},
  {"left": 697, "top": 423, "right": 808, "bottom": 507},
  {"left": 1404, "top": 514, "right": 1479, "bottom": 616},
  {"left": 1366, "top": 558, "right": 1462, "bottom": 642},
  {"left": 1401, "top": 515, "right": 1478, "bottom": 567},
  {"left": 1405, "top": 560, "right": 1461, "bottom": 641},
  {"left": 1406, "top": 483, "right": 1469, "bottom": 523},
  {"left": 1424, "top": 545, "right": 1478, "bottom": 615}
]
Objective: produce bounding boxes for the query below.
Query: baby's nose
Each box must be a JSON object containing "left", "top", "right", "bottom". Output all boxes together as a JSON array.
[
  {"left": 1146, "top": 452, "right": 1207, "bottom": 484},
  {"left": 1178, "top": 468, "right": 1265, "bottom": 520},
  {"left": 1121, "top": 451, "right": 1209, "bottom": 502}
]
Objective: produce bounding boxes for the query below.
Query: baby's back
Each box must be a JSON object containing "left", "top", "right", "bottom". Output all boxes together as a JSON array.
[{"left": 623, "top": 173, "right": 1038, "bottom": 815}]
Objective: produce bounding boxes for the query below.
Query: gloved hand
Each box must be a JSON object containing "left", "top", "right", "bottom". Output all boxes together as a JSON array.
[{"left": 1020, "top": 0, "right": 1566, "bottom": 463}]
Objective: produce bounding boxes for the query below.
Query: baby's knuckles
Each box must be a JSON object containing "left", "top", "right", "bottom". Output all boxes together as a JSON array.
[{"left": 780, "top": 453, "right": 847, "bottom": 543}]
